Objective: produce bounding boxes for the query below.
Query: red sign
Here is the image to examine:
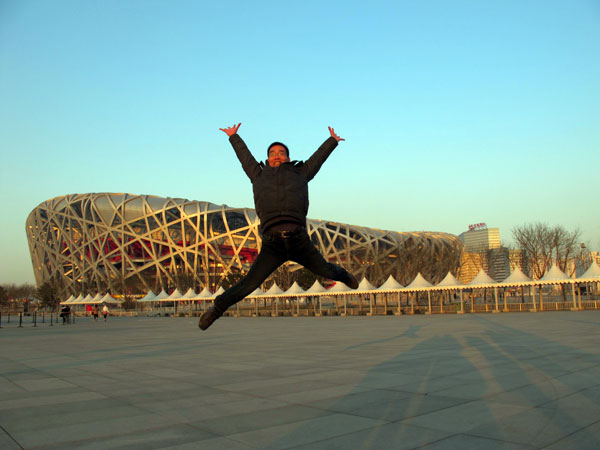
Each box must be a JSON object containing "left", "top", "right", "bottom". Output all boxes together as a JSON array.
[{"left": 468, "top": 223, "right": 487, "bottom": 231}]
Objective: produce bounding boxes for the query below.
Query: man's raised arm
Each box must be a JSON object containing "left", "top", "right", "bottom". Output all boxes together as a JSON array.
[
  {"left": 302, "top": 126, "right": 345, "bottom": 181},
  {"left": 219, "top": 123, "right": 261, "bottom": 181}
]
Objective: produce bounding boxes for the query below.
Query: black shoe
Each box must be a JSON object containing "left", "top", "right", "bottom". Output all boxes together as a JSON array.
[
  {"left": 199, "top": 306, "right": 222, "bottom": 330},
  {"left": 344, "top": 272, "right": 359, "bottom": 289}
]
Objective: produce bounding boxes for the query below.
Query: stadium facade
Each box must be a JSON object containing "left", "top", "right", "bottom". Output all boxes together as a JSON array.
[{"left": 26, "top": 193, "right": 463, "bottom": 296}]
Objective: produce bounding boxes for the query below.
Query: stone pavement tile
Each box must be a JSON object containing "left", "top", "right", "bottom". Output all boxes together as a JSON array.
[
  {"left": 551, "top": 370, "right": 600, "bottom": 391},
  {"left": 273, "top": 383, "right": 370, "bottom": 404},
  {"left": 466, "top": 405, "right": 598, "bottom": 448},
  {"left": 349, "top": 370, "right": 425, "bottom": 390},
  {"left": 1, "top": 400, "right": 146, "bottom": 433},
  {"left": 12, "top": 377, "right": 78, "bottom": 391},
  {"left": 131, "top": 391, "right": 255, "bottom": 413},
  {"left": 305, "top": 389, "right": 412, "bottom": 413},
  {"left": 341, "top": 393, "right": 469, "bottom": 422},
  {"left": 225, "top": 413, "right": 384, "bottom": 450},
  {"left": 10, "top": 412, "right": 184, "bottom": 448},
  {"left": 486, "top": 382, "right": 576, "bottom": 408},
  {"left": 235, "top": 379, "right": 339, "bottom": 398},
  {"left": 191, "top": 404, "right": 334, "bottom": 436},
  {"left": 157, "top": 397, "right": 290, "bottom": 422},
  {"left": 0, "top": 391, "right": 105, "bottom": 411},
  {"left": 544, "top": 420, "right": 600, "bottom": 450},
  {"left": 159, "top": 436, "right": 256, "bottom": 450},
  {"left": 32, "top": 423, "right": 218, "bottom": 450},
  {"left": 0, "top": 429, "right": 21, "bottom": 450},
  {"left": 286, "top": 422, "right": 453, "bottom": 450},
  {"left": 431, "top": 378, "right": 538, "bottom": 401},
  {"left": 417, "top": 433, "right": 535, "bottom": 449},
  {"left": 400, "top": 400, "right": 530, "bottom": 434},
  {"left": 389, "top": 374, "right": 473, "bottom": 395}
]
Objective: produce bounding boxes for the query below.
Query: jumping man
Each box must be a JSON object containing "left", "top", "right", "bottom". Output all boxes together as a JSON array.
[{"left": 199, "top": 123, "right": 358, "bottom": 330}]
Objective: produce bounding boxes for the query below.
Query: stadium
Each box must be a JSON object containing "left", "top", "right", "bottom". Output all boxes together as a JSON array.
[{"left": 26, "top": 193, "right": 463, "bottom": 296}]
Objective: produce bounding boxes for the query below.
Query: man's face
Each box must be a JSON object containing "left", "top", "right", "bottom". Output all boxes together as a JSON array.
[{"left": 267, "top": 145, "right": 290, "bottom": 167}]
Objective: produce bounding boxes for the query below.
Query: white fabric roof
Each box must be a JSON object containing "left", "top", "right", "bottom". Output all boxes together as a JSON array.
[
  {"left": 285, "top": 282, "right": 305, "bottom": 294},
  {"left": 357, "top": 277, "right": 376, "bottom": 291},
  {"left": 211, "top": 286, "right": 225, "bottom": 298},
  {"left": 434, "top": 272, "right": 463, "bottom": 290},
  {"left": 197, "top": 287, "right": 213, "bottom": 298},
  {"left": 305, "top": 280, "right": 326, "bottom": 294},
  {"left": 83, "top": 294, "right": 94, "bottom": 303},
  {"left": 64, "top": 294, "right": 75, "bottom": 304},
  {"left": 154, "top": 290, "right": 170, "bottom": 301},
  {"left": 578, "top": 261, "right": 600, "bottom": 281},
  {"left": 539, "top": 264, "right": 571, "bottom": 284},
  {"left": 247, "top": 287, "right": 265, "bottom": 297},
  {"left": 499, "top": 268, "right": 532, "bottom": 286},
  {"left": 167, "top": 289, "right": 183, "bottom": 301},
  {"left": 264, "top": 284, "right": 284, "bottom": 296},
  {"left": 377, "top": 275, "right": 403, "bottom": 291},
  {"left": 468, "top": 270, "right": 497, "bottom": 287},
  {"left": 328, "top": 281, "right": 352, "bottom": 293},
  {"left": 182, "top": 288, "right": 197, "bottom": 299},
  {"left": 92, "top": 293, "right": 103, "bottom": 302},
  {"left": 100, "top": 293, "right": 121, "bottom": 303},
  {"left": 139, "top": 291, "right": 157, "bottom": 302},
  {"left": 405, "top": 273, "right": 434, "bottom": 291}
]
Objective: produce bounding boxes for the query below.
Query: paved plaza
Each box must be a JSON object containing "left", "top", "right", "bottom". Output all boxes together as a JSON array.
[{"left": 1, "top": 312, "right": 600, "bottom": 449}]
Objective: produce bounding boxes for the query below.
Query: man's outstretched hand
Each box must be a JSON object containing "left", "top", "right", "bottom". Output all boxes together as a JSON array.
[
  {"left": 220, "top": 123, "right": 241, "bottom": 136},
  {"left": 328, "top": 126, "right": 345, "bottom": 142}
]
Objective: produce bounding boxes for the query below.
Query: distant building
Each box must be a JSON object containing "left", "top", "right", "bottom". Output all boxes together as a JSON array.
[
  {"left": 457, "top": 224, "right": 509, "bottom": 283},
  {"left": 458, "top": 226, "right": 501, "bottom": 252}
]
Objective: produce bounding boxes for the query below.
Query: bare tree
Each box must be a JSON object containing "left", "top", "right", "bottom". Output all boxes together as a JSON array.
[{"left": 512, "top": 223, "right": 581, "bottom": 279}]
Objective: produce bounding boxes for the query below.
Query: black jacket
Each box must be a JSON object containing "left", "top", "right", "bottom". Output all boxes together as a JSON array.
[{"left": 229, "top": 134, "right": 338, "bottom": 232}]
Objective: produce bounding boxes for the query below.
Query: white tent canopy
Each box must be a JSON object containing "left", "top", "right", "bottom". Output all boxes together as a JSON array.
[
  {"left": 211, "top": 286, "right": 225, "bottom": 298},
  {"left": 377, "top": 275, "right": 403, "bottom": 291},
  {"left": 500, "top": 268, "right": 532, "bottom": 286},
  {"left": 197, "top": 287, "right": 213, "bottom": 298},
  {"left": 328, "top": 280, "right": 352, "bottom": 293},
  {"left": 578, "top": 261, "right": 600, "bottom": 281},
  {"left": 100, "top": 293, "right": 121, "bottom": 304},
  {"left": 285, "top": 281, "right": 305, "bottom": 295},
  {"left": 305, "top": 280, "right": 326, "bottom": 295},
  {"left": 357, "top": 277, "right": 376, "bottom": 292},
  {"left": 405, "top": 273, "right": 434, "bottom": 291},
  {"left": 182, "top": 288, "right": 197, "bottom": 299},
  {"left": 264, "top": 283, "right": 284, "bottom": 296},
  {"left": 434, "top": 272, "right": 462, "bottom": 290},
  {"left": 139, "top": 291, "right": 157, "bottom": 302},
  {"left": 540, "top": 264, "right": 572, "bottom": 284},
  {"left": 468, "top": 270, "right": 497, "bottom": 287},
  {"left": 167, "top": 289, "right": 183, "bottom": 301},
  {"left": 247, "top": 287, "right": 265, "bottom": 297},
  {"left": 154, "top": 290, "right": 170, "bottom": 301}
]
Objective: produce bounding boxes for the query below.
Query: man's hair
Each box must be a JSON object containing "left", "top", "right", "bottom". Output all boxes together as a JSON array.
[{"left": 267, "top": 142, "right": 290, "bottom": 158}]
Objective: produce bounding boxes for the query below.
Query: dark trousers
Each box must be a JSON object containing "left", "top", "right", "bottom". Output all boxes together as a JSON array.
[{"left": 214, "top": 229, "right": 351, "bottom": 314}]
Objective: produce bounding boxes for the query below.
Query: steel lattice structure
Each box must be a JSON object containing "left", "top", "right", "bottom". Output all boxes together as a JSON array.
[{"left": 26, "top": 193, "right": 463, "bottom": 295}]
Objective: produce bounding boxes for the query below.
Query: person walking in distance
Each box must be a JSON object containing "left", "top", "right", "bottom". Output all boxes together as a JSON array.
[
  {"left": 199, "top": 123, "right": 358, "bottom": 330},
  {"left": 102, "top": 304, "right": 109, "bottom": 322}
]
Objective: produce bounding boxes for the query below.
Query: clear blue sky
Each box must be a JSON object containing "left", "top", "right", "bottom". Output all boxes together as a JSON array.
[{"left": 1, "top": 0, "right": 599, "bottom": 284}]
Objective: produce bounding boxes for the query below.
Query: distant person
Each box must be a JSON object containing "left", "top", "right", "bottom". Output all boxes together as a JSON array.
[
  {"left": 199, "top": 123, "right": 358, "bottom": 330},
  {"left": 102, "top": 304, "right": 109, "bottom": 322},
  {"left": 92, "top": 305, "right": 99, "bottom": 322},
  {"left": 60, "top": 304, "right": 71, "bottom": 324},
  {"left": 86, "top": 304, "right": 92, "bottom": 315}
]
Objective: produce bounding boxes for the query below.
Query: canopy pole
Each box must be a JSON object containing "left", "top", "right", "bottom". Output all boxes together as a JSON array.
[
  {"left": 369, "top": 294, "right": 373, "bottom": 316},
  {"left": 571, "top": 283, "right": 578, "bottom": 310},
  {"left": 427, "top": 291, "right": 432, "bottom": 315},
  {"left": 531, "top": 285, "right": 537, "bottom": 312},
  {"left": 494, "top": 287, "right": 499, "bottom": 313},
  {"left": 504, "top": 287, "right": 508, "bottom": 312},
  {"left": 459, "top": 290, "right": 464, "bottom": 314}
]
